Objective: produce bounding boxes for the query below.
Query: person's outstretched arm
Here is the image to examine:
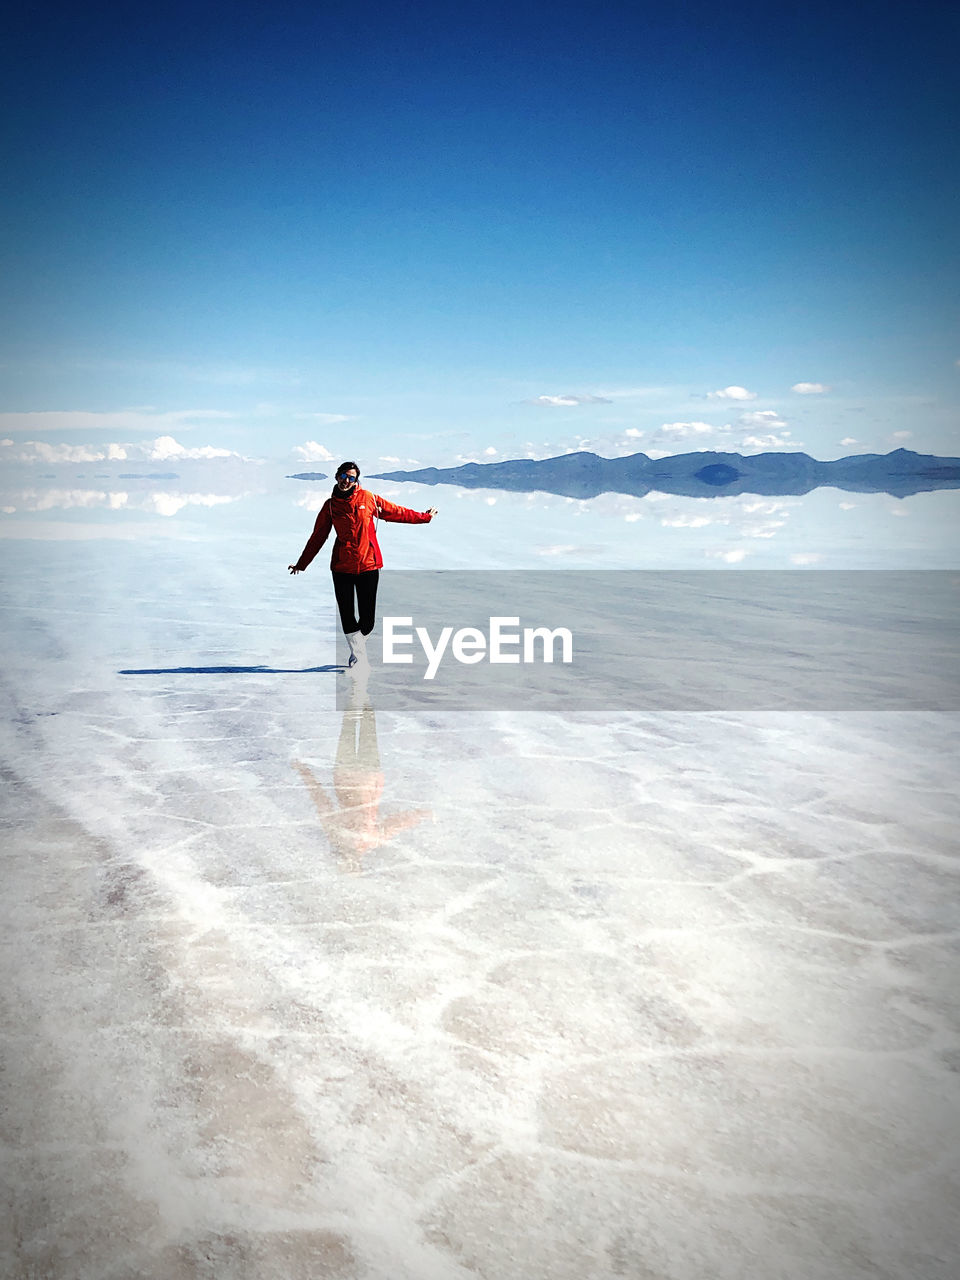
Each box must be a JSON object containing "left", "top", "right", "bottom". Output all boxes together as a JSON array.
[
  {"left": 288, "top": 501, "right": 333, "bottom": 573},
  {"left": 374, "top": 496, "right": 438, "bottom": 524},
  {"left": 380, "top": 807, "right": 433, "bottom": 842},
  {"left": 292, "top": 760, "right": 335, "bottom": 817}
]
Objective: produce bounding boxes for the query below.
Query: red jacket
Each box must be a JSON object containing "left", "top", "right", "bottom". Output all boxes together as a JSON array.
[{"left": 294, "top": 485, "right": 432, "bottom": 573}]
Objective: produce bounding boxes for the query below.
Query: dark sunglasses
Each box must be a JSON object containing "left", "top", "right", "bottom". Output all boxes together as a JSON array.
[{"left": 337, "top": 472, "right": 358, "bottom": 482}]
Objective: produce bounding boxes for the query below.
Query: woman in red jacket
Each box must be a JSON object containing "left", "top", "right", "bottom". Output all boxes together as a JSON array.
[{"left": 288, "top": 461, "right": 437, "bottom": 669}]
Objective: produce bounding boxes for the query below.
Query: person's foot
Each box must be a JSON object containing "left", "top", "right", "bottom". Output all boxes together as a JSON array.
[{"left": 344, "top": 631, "right": 368, "bottom": 672}]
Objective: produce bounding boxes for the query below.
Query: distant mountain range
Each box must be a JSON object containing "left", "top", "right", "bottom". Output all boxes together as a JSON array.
[
  {"left": 351, "top": 448, "right": 960, "bottom": 500},
  {"left": 117, "top": 472, "right": 181, "bottom": 480}
]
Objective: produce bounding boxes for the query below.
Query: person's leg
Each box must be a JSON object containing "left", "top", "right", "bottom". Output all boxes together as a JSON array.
[
  {"left": 355, "top": 570, "right": 380, "bottom": 637},
  {"left": 357, "top": 706, "right": 380, "bottom": 769},
  {"left": 332, "top": 572, "right": 360, "bottom": 634},
  {"left": 333, "top": 571, "right": 369, "bottom": 672},
  {"left": 336, "top": 705, "right": 361, "bottom": 768}
]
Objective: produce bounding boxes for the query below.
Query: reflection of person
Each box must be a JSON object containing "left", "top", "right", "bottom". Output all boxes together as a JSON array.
[
  {"left": 293, "top": 700, "right": 431, "bottom": 872},
  {"left": 288, "top": 461, "right": 437, "bottom": 672}
]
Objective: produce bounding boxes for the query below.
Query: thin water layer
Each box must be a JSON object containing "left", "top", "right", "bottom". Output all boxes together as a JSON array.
[{"left": 1, "top": 494, "right": 958, "bottom": 1279}]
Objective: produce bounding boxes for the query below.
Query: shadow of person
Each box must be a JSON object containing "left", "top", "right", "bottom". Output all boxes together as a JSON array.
[{"left": 293, "top": 694, "right": 432, "bottom": 873}]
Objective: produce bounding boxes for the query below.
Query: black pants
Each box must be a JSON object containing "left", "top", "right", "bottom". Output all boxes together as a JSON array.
[{"left": 332, "top": 570, "right": 379, "bottom": 636}]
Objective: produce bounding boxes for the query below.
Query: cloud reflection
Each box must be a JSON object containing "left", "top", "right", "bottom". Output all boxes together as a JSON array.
[{"left": 1, "top": 488, "right": 245, "bottom": 516}]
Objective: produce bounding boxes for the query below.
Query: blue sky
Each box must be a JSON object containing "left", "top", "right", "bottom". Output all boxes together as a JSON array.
[{"left": 1, "top": 0, "right": 957, "bottom": 469}]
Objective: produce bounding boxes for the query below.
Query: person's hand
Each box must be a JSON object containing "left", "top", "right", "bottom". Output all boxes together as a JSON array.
[
  {"left": 288, "top": 565, "right": 302, "bottom": 574},
  {"left": 426, "top": 508, "right": 438, "bottom": 517}
]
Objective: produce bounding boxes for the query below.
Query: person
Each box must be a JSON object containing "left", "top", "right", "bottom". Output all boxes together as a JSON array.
[
  {"left": 288, "top": 461, "right": 437, "bottom": 670},
  {"left": 293, "top": 698, "right": 432, "bottom": 872}
]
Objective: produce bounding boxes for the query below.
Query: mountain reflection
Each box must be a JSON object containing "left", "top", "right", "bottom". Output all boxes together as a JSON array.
[{"left": 366, "top": 447, "right": 960, "bottom": 501}]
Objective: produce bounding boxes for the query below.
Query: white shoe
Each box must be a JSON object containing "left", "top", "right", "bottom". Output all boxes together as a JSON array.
[{"left": 344, "top": 630, "right": 369, "bottom": 673}]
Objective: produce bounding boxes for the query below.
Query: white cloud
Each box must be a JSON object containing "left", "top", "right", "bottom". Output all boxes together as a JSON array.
[
  {"left": 378, "top": 455, "right": 400, "bottom": 463},
  {"left": 11, "top": 488, "right": 115, "bottom": 511},
  {"left": 839, "top": 502, "right": 856, "bottom": 510},
  {"left": 484, "top": 446, "right": 498, "bottom": 456},
  {"left": 293, "top": 412, "right": 354, "bottom": 425},
  {"left": 5, "top": 488, "right": 243, "bottom": 516},
  {"left": 1, "top": 438, "right": 13, "bottom": 447},
  {"left": 3, "top": 435, "right": 244, "bottom": 465},
  {"left": 623, "top": 428, "right": 644, "bottom": 438},
  {"left": 525, "top": 394, "right": 612, "bottom": 407},
  {"left": 148, "top": 435, "right": 235, "bottom": 461},
  {"left": 142, "top": 492, "right": 239, "bottom": 517},
  {"left": 739, "top": 410, "right": 786, "bottom": 429},
  {"left": 660, "top": 515, "right": 712, "bottom": 528},
  {"left": 707, "top": 549, "right": 748, "bottom": 563},
  {"left": 292, "top": 441, "right": 335, "bottom": 463},
  {"left": 891, "top": 430, "right": 913, "bottom": 441},
  {"left": 658, "top": 420, "right": 717, "bottom": 437},
  {"left": 741, "top": 519, "right": 787, "bottom": 538},
  {"left": 707, "top": 386, "right": 757, "bottom": 401},
  {"left": 6, "top": 442, "right": 109, "bottom": 464},
  {"left": 740, "top": 433, "right": 799, "bottom": 451},
  {"left": 0, "top": 409, "right": 232, "bottom": 433},
  {"left": 840, "top": 437, "right": 858, "bottom": 446},
  {"left": 791, "top": 382, "right": 830, "bottom": 394},
  {"left": 294, "top": 490, "right": 326, "bottom": 509},
  {"left": 739, "top": 500, "right": 792, "bottom": 516},
  {"left": 790, "top": 553, "right": 823, "bottom": 564}
]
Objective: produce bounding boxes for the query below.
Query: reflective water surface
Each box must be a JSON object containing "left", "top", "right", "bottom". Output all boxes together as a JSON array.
[{"left": 2, "top": 477, "right": 958, "bottom": 1278}]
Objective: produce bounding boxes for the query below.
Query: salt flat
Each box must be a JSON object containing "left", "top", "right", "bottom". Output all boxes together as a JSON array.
[{"left": 2, "top": 498, "right": 959, "bottom": 1280}]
